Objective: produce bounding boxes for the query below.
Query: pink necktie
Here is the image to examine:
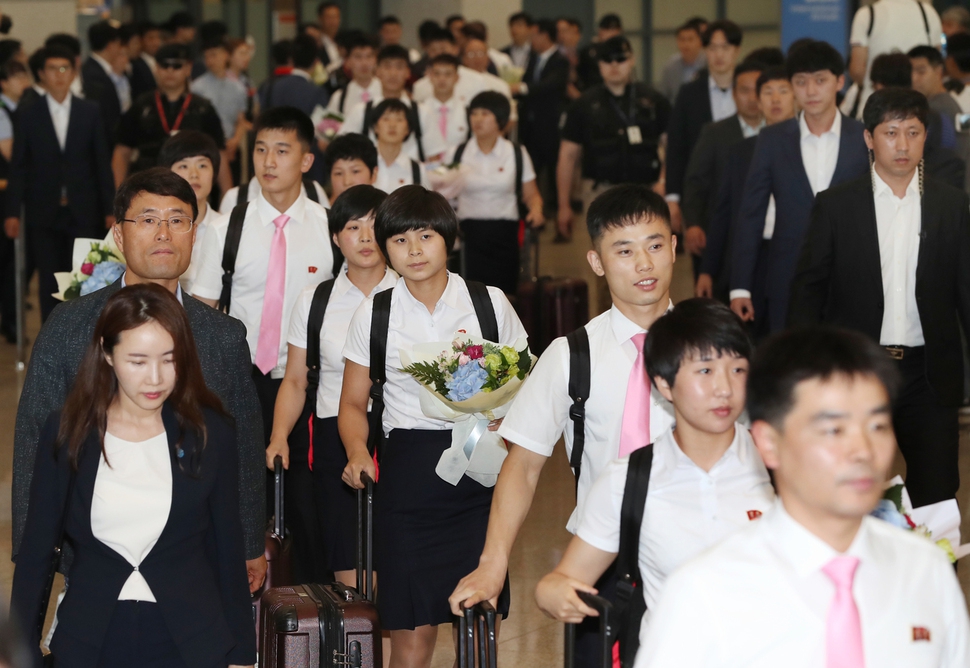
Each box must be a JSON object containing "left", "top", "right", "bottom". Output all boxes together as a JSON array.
[
  {"left": 361, "top": 90, "right": 371, "bottom": 103},
  {"left": 618, "top": 332, "right": 650, "bottom": 457},
  {"left": 255, "top": 214, "right": 289, "bottom": 375},
  {"left": 439, "top": 105, "right": 449, "bottom": 139},
  {"left": 822, "top": 556, "right": 865, "bottom": 668}
]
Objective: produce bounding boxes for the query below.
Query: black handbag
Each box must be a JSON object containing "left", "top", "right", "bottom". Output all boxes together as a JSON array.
[{"left": 38, "top": 462, "right": 77, "bottom": 666}]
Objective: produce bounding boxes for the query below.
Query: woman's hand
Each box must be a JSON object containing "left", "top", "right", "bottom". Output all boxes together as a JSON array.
[
  {"left": 487, "top": 418, "right": 504, "bottom": 432},
  {"left": 342, "top": 451, "right": 376, "bottom": 489},
  {"left": 265, "top": 438, "right": 289, "bottom": 470},
  {"left": 534, "top": 572, "right": 600, "bottom": 624}
]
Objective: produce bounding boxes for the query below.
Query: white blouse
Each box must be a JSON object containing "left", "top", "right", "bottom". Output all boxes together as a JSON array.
[{"left": 90, "top": 431, "right": 172, "bottom": 602}]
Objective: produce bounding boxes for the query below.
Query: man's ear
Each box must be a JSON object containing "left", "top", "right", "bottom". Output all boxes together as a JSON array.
[
  {"left": 751, "top": 419, "right": 781, "bottom": 471},
  {"left": 112, "top": 221, "right": 125, "bottom": 255},
  {"left": 586, "top": 248, "right": 605, "bottom": 277}
]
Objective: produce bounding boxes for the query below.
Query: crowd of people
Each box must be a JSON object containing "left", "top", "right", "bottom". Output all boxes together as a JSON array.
[{"left": 3, "top": 0, "right": 970, "bottom": 667}]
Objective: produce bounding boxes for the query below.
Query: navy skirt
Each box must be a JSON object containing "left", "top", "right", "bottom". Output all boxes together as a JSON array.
[
  {"left": 312, "top": 415, "right": 358, "bottom": 573},
  {"left": 374, "top": 429, "right": 510, "bottom": 630}
]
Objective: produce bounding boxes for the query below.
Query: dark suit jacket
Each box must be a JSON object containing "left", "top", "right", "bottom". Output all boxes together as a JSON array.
[
  {"left": 11, "top": 406, "right": 257, "bottom": 668},
  {"left": 730, "top": 114, "right": 869, "bottom": 331},
  {"left": 6, "top": 94, "right": 114, "bottom": 235},
  {"left": 682, "top": 114, "right": 746, "bottom": 231},
  {"left": 789, "top": 175, "right": 970, "bottom": 406},
  {"left": 81, "top": 56, "right": 122, "bottom": 149},
  {"left": 128, "top": 55, "right": 156, "bottom": 101},
  {"left": 12, "top": 280, "right": 266, "bottom": 562},
  {"left": 665, "top": 69, "right": 713, "bottom": 198},
  {"left": 257, "top": 72, "right": 329, "bottom": 116},
  {"left": 518, "top": 50, "right": 569, "bottom": 158}
]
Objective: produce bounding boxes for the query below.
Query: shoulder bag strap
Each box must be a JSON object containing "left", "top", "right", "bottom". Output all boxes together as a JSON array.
[
  {"left": 466, "top": 280, "right": 499, "bottom": 342},
  {"left": 363, "top": 100, "right": 373, "bottom": 134},
  {"left": 453, "top": 140, "right": 468, "bottom": 165},
  {"left": 409, "top": 103, "right": 426, "bottom": 162},
  {"left": 565, "top": 326, "right": 591, "bottom": 487},
  {"left": 513, "top": 141, "right": 525, "bottom": 219},
  {"left": 338, "top": 84, "right": 349, "bottom": 114},
  {"left": 367, "top": 288, "right": 393, "bottom": 462},
  {"left": 303, "top": 176, "right": 320, "bottom": 203},
  {"left": 867, "top": 4, "right": 875, "bottom": 37},
  {"left": 218, "top": 201, "right": 249, "bottom": 313},
  {"left": 411, "top": 159, "right": 422, "bottom": 186},
  {"left": 305, "top": 278, "right": 337, "bottom": 403}
]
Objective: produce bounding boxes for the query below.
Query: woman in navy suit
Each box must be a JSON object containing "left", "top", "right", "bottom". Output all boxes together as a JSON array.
[{"left": 11, "top": 284, "right": 255, "bottom": 668}]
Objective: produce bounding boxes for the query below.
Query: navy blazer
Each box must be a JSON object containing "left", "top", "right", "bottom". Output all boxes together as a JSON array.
[
  {"left": 11, "top": 405, "right": 256, "bottom": 668},
  {"left": 81, "top": 56, "right": 122, "bottom": 149},
  {"left": 518, "top": 50, "right": 569, "bottom": 153},
  {"left": 729, "top": 114, "right": 869, "bottom": 332},
  {"left": 665, "top": 69, "right": 713, "bottom": 198},
  {"left": 257, "top": 73, "right": 329, "bottom": 116},
  {"left": 5, "top": 94, "right": 114, "bottom": 233}
]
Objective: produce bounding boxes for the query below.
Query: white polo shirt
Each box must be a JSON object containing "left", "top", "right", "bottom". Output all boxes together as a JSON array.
[
  {"left": 337, "top": 93, "right": 447, "bottom": 163},
  {"left": 288, "top": 266, "right": 399, "bottom": 418},
  {"left": 374, "top": 151, "right": 431, "bottom": 193},
  {"left": 343, "top": 273, "right": 527, "bottom": 433},
  {"left": 191, "top": 192, "right": 334, "bottom": 377},
  {"left": 418, "top": 93, "right": 472, "bottom": 155},
  {"left": 412, "top": 65, "right": 489, "bottom": 104},
  {"left": 577, "top": 424, "right": 774, "bottom": 617},
  {"left": 180, "top": 204, "right": 220, "bottom": 295},
  {"left": 498, "top": 305, "right": 676, "bottom": 533},
  {"left": 445, "top": 137, "right": 536, "bottom": 221},
  {"left": 636, "top": 501, "right": 970, "bottom": 668},
  {"left": 327, "top": 78, "right": 383, "bottom": 114},
  {"left": 219, "top": 176, "right": 330, "bottom": 212}
]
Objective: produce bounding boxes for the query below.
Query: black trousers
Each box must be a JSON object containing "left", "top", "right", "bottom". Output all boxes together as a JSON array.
[
  {"left": 572, "top": 563, "right": 618, "bottom": 667},
  {"left": 252, "top": 366, "right": 283, "bottom": 515},
  {"left": 0, "top": 231, "right": 14, "bottom": 334},
  {"left": 891, "top": 346, "right": 960, "bottom": 508}
]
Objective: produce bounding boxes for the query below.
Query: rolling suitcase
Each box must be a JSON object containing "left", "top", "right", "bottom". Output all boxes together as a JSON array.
[
  {"left": 564, "top": 592, "right": 615, "bottom": 668},
  {"left": 459, "top": 601, "right": 498, "bottom": 668},
  {"left": 253, "top": 456, "right": 293, "bottom": 652},
  {"left": 259, "top": 472, "right": 381, "bottom": 668}
]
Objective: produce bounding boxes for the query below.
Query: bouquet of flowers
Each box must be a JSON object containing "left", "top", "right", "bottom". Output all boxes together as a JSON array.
[
  {"left": 428, "top": 161, "right": 470, "bottom": 200},
  {"left": 871, "top": 475, "right": 970, "bottom": 562},
  {"left": 311, "top": 104, "right": 344, "bottom": 142},
  {"left": 53, "top": 232, "right": 125, "bottom": 301},
  {"left": 499, "top": 64, "right": 525, "bottom": 86},
  {"left": 401, "top": 334, "right": 532, "bottom": 487}
]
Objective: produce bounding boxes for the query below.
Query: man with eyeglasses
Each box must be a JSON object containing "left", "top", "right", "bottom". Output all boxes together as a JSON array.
[
  {"left": 113, "top": 43, "right": 227, "bottom": 191},
  {"left": 3, "top": 44, "right": 114, "bottom": 321},
  {"left": 556, "top": 36, "right": 670, "bottom": 241}
]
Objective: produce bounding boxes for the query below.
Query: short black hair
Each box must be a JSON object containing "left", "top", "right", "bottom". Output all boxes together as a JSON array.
[
  {"left": 380, "top": 15, "right": 401, "bottom": 27},
  {"left": 166, "top": 10, "right": 195, "bottom": 31},
  {"left": 368, "top": 98, "right": 412, "bottom": 139},
  {"left": 378, "top": 44, "right": 411, "bottom": 65},
  {"left": 461, "top": 21, "right": 488, "bottom": 42},
  {"left": 675, "top": 17, "right": 705, "bottom": 36},
  {"left": 88, "top": 21, "right": 122, "bottom": 52},
  {"left": 599, "top": 14, "right": 622, "bottom": 31},
  {"left": 744, "top": 46, "right": 785, "bottom": 68},
  {"left": 703, "top": 20, "right": 742, "bottom": 48},
  {"left": 44, "top": 33, "right": 81, "bottom": 58},
  {"left": 732, "top": 60, "right": 765, "bottom": 86},
  {"left": 202, "top": 36, "right": 230, "bottom": 53},
  {"left": 199, "top": 20, "right": 228, "bottom": 44},
  {"left": 446, "top": 15, "right": 465, "bottom": 29},
  {"left": 947, "top": 33, "right": 970, "bottom": 73},
  {"left": 374, "top": 185, "right": 458, "bottom": 258},
  {"left": 786, "top": 39, "right": 844, "bottom": 78},
  {"left": 643, "top": 298, "right": 751, "bottom": 389},
  {"left": 756, "top": 66, "right": 789, "bottom": 95},
  {"left": 345, "top": 31, "right": 379, "bottom": 56},
  {"left": 270, "top": 39, "right": 293, "bottom": 67},
  {"left": 428, "top": 28, "right": 456, "bottom": 45},
  {"left": 27, "top": 48, "right": 44, "bottom": 81},
  {"left": 0, "top": 59, "right": 26, "bottom": 81},
  {"left": 0, "top": 39, "right": 21, "bottom": 66},
  {"left": 253, "top": 106, "right": 315, "bottom": 151},
  {"left": 429, "top": 53, "right": 460, "bottom": 70},
  {"left": 862, "top": 87, "right": 929, "bottom": 134},
  {"left": 158, "top": 130, "right": 221, "bottom": 174},
  {"left": 558, "top": 17, "right": 581, "bottom": 30},
  {"left": 870, "top": 53, "right": 912, "bottom": 88},
  {"left": 328, "top": 184, "right": 388, "bottom": 236},
  {"left": 155, "top": 43, "right": 192, "bottom": 63},
  {"left": 908, "top": 45, "right": 945, "bottom": 68},
  {"left": 114, "top": 166, "right": 198, "bottom": 224},
  {"left": 535, "top": 19, "right": 558, "bottom": 42},
  {"left": 586, "top": 184, "right": 670, "bottom": 243},
  {"left": 419, "top": 20, "right": 442, "bottom": 44},
  {"left": 136, "top": 20, "right": 159, "bottom": 38},
  {"left": 41, "top": 45, "right": 76, "bottom": 69},
  {"left": 119, "top": 23, "right": 138, "bottom": 45},
  {"left": 509, "top": 12, "right": 534, "bottom": 27},
  {"left": 317, "top": 1, "right": 339, "bottom": 15},
  {"left": 292, "top": 33, "right": 319, "bottom": 69},
  {"left": 468, "top": 91, "right": 511, "bottom": 130},
  {"left": 747, "top": 326, "right": 900, "bottom": 429},
  {"left": 326, "top": 133, "right": 378, "bottom": 172}
]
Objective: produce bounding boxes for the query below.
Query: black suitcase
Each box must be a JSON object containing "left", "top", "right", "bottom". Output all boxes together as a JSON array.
[
  {"left": 565, "top": 592, "right": 615, "bottom": 668},
  {"left": 459, "top": 601, "right": 498, "bottom": 668}
]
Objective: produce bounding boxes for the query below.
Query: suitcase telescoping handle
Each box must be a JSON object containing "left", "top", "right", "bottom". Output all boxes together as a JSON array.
[
  {"left": 564, "top": 592, "right": 614, "bottom": 668},
  {"left": 356, "top": 471, "right": 375, "bottom": 602},
  {"left": 273, "top": 455, "right": 284, "bottom": 538},
  {"left": 458, "top": 600, "right": 497, "bottom": 668}
]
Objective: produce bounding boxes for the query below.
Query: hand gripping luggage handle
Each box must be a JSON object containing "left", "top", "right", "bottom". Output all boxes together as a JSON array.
[
  {"left": 273, "top": 455, "right": 284, "bottom": 538},
  {"left": 458, "top": 600, "right": 497, "bottom": 668},
  {"left": 564, "top": 592, "right": 614, "bottom": 668},
  {"left": 356, "top": 471, "right": 375, "bottom": 601}
]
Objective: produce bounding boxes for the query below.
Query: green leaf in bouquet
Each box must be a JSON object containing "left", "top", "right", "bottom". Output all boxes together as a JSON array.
[
  {"left": 64, "top": 282, "right": 81, "bottom": 300},
  {"left": 883, "top": 483, "right": 905, "bottom": 512},
  {"left": 401, "top": 360, "right": 449, "bottom": 396},
  {"left": 516, "top": 348, "right": 532, "bottom": 377}
]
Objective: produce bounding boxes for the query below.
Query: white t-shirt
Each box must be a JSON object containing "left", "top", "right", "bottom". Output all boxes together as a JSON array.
[
  {"left": 577, "top": 425, "right": 774, "bottom": 617},
  {"left": 374, "top": 151, "right": 431, "bottom": 192},
  {"left": 287, "top": 267, "right": 399, "bottom": 418},
  {"left": 219, "top": 177, "right": 330, "bottom": 212},
  {"left": 180, "top": 204, "right": 220, "bottom": 295},
  {"left": 498, "top": 305, "right": 676, "bottom": 532},
  {"left": 445, "top": 136, "right": 536, "bottom": 221},
  {"left": 343, "top": 273, "right": 527, "bottom": 433}
]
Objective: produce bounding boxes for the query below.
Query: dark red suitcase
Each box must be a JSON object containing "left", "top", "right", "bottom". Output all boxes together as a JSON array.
[{"left": 253, "top": 456, "right": 293, "bottom": 652}]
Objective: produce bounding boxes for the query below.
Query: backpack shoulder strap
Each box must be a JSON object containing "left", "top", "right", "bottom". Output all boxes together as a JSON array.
[
  {"left": 867, "top": 4, "right": 875, "bottom": 37},
  {"left": 916, "top": 0, "right": 931, "bottom": 43},
  {"left": 565, "top": 326, "right": 591, "bottom": 483},
  {"left": 303, "top": 176, "right": 320, "bottom": 203},
  {"left": 409, "top": 103, "right": 426, "bottom": 162},
  {"left": 218, "top": 201, "right": 249, "bottom": 313},
  {"left": 513, "top": 141, "right": 524, "bottom": 208},
  {"left": 367, "top": 288, "right": 393, "bottom": 460},
  {"left": 411, "top": 159, "right": 422, "bottom": 186},
  {"left": 305, "top": 278, "right": 337, "bottom": 403},
  {"left": 337, "top": 85, "right": 348, "bottom": 114},
  {"left": 363, "top": 99, "right": 373, "bottom": 134},
  {"left": 453, "top": 140, "right": 468, "bottom": 165},
  {"left": 466, "top": 280, "right": 499, "bottom": 342}
]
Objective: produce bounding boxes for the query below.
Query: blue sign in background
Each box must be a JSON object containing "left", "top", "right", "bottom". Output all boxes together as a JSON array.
[{"left": 781, "top": 0, "right": 851, "bottom": 55}]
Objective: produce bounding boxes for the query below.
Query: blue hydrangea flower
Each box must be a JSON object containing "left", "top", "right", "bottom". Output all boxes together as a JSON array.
[
  {"left": 871, "top": 499, "right": 911, "bottom": 530},
  {"left": 79, "top": 261, "right": 125, "bottom": 296},
  {"left": 445, "top": 361, "right": 489, "bottom": 401}
]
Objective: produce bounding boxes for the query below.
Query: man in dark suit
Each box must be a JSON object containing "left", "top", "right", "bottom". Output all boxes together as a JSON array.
[
  {"left": 257, "top": 33, "right": 329, "bottom": 115},
  {"left": 515, "top": 19, "right": 569, "bottom": 217},
  {"left": 730, "top": 41, "right": 869, "bottom": 333},
  {"left": 12, "top": 168, "right": 268, "bottom": 592},
  {"left": 682, "top": 60, "right": 765, "bottom": 278},
  {"left": 789, "top": 88, "right": 970, "bottom": 508},
  {"left": 81, "top": 20, "right": 126, "bottom": 151},
  {"left": 4, "top": 45, "right": 115, "bottom": 322},
  {"left": 125, "top": 21, "right": 158, "bottom": 101},
  {"left": 665, "top": 20, "right": 743, "bottom": 231},
  {"left": 501, "top": 12, "right": 534, "bottom": 69}
]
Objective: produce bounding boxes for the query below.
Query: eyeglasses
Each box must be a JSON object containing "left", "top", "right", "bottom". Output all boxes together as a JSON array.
[
  {"left": 122, "top": 215, "right": 194, "bottom": 234},
  {"left": 157, "top": 60, "right": 186, "bottom": 70}
]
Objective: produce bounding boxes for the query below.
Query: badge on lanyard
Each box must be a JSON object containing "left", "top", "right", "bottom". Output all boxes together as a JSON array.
[{"left": 626, "top": 126, "right": 643, "bottom": 145}]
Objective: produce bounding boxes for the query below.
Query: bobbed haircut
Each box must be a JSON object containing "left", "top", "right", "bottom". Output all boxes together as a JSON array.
[
  {"left": 326, "top": 133, "right": 378, "bottom": 172},
  {"left": 88, "top": 21, "right": 122, "bottom": 52},
  {"left": 744, "top": 46, "right": 785, "bottom": 68},
  {"left": 786, "top": 39, "right": 844, "bottom": 78},
  {"left": 114, "top": 167, "right": 198, "bottom": 224},
  {"left": 756, "top": 66, "right": 789, "bottom": 95},
  {"left": 586, "top": 184, "right": 670, "bottom": 244},
  {"left": 869, "top": 53, "right": 911, "bottom": 88},
  {"left": 368, "top": 98, "right": 412, "bottom": 140},
  {"left": 702, "top": 20, "right": 742, "bottom": 48},
  {"left": 862, "top": 87, "right": 929, "bottom": 135},
  {"left": 328, "top": 184, "right": 388, "bottom": 237},
  {"left": 908, "top": 45, "right": 944, "bottom": 69},
  {"left": 292, "top": 33, "right": 319, "bottom": 69},
  {"left": 468, "top": 91, "right": 511, "bottom": 130},
  {"left": 374, "top": 185, "right": 458, "bottom": 258},
  {"left": 157, "top": 130, "right": 221, "bottom": 175},
  {"left": 377, "top": 44, "right": 411, "bottom": 65},
  {"left": 747, "top": 326, "right": 900, "bottom": 429},
  {"left": 732, "top": 60, "right": 764, "bottom": 86},
  {"left": 253, "top": 106, "right": 315, "bottom": 151},
  {"left": 643, "top": 298, "right": 751, "bottom": 389}
]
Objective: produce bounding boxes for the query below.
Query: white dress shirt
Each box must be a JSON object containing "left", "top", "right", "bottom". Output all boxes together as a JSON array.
[
  {"left": 373, "top": 150, "right": 431, "bottom": 193},
  {"left": 320, "top": 34, "right": 342, "bottom": 72},
  {"left": 498, "top": 306, "right": 676, "bottom": 532},
  {"left": 507, "top": 44, "right": 532, "bottom": 69},
  {"left": 337, "top": 93, "right": 447, "bottom": 163},
  {"left": 419, "top": 94, "right": 472, "bottom": 155},
  {"left": 91, "top": 431, "right": 172, "bottom": 602},
  {"left": 46, "top": 93, "right": 72, "bottom": 151},
  {"left": 343, "top": 273, "right": 527, "bottom": 433},
  {"left": 636, "top": 500, "right": 970, "bottom": 668},
  {"left": 191, "top": 192, "right": 334, "bottom": 377},
  {"left": 577, "top": 424, "right": 774, "bottom": 618},
  {"left": 288, "top": 266, "right": 399, "bottom": 418},
  {"left": 219, "top": 176, "right": 330, "bottom": 212},
  {"left": 179, "top": 204, "right": 220, "bottom": 295},
  {"left": 412, "top": 65, "right": 489, "bottom": 104},
  {"left": 800, "top": 110, "right": 842, "bottom": 196},
  {"left": 92, "top": 52, "right": 131, "bottom": 112},
  {"left": 489, "top": 48, "right": 514, "bottom": 73},
  {"left": 326, "top": 78, "right": 383, "bottom": 114},
  {"left": 445, "top": 136, "right": 536, "bottom": 220},
  {"left": 873, "top": 167, "right": 924, "bottom": 346},
  {"left": 708, "top": 75, "right": 736, "bottom": 122}
]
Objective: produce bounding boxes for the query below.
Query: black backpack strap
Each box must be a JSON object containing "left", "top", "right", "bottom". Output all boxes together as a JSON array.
[
  {"left": 218, "top": 201, "right": 249, "bottom": 313},
  {"left": 367, "top": 288, "right": 393, "bottom": 461},
  {"left": 238, "top": 181, "right": 249, "bottom": 206},
  {"left": 466, "top": 280, "right": 499, "bottom": 342},
  {"left": 615, "top": 445, "right": 654, "bottom": 668},
  {"left": 565, "top": 326, "right": 591, "bottom": 485},
  {"left": 305, "top": 278, "right": 337, "bottom": 403},
  {"left": 363, "top": 99, "right": 373, "bottom": 134},
  {"left": 453, "top": 140, "right": 468, "bottom": 165},
  {"left": 411, "top": 159, "right": 422, "bottom": 186},
  {"left": 916, "top": 0, "right": 930, "bottom": 43},
  {"left": 513, "top": 141, "right": 525, "bottom": 219},
  {"left": 338, "top": 85, "right": 348, "bottom": 114},
  {"left": 867, "top": 4, "right": 875, "bottom": 37},
  {"left": 303, "top": 176, "right": 320, "bottom": 203},
  {"left": 409, "top": 103, "right": 426, "bottom": 162}
]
